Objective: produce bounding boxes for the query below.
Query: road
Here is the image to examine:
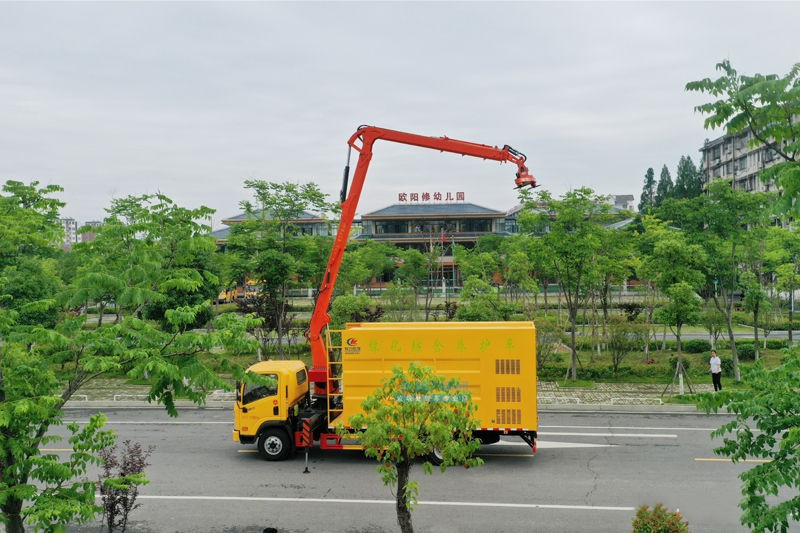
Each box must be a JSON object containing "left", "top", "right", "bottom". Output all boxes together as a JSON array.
[{"left": 54, "top": 407, "right": 748, "bottom": 533}]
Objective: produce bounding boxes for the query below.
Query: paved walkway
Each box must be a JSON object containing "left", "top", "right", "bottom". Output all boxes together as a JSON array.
[{"left": 65, "top": 378, "right": 709, "bottom": 411}]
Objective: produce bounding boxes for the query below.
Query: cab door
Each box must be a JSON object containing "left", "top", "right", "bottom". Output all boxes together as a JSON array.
[{"left": 239, "top": 374, "right": 281, "bottom": 433}]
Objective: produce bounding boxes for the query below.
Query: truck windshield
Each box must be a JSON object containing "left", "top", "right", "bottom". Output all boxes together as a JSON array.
[{"left": 242, "top": 374, "right": 278, "bottom": 405}]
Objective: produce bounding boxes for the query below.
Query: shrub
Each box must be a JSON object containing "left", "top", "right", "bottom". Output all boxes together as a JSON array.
[
  {"left": 668, "top": 356, "right": 690, "bottom": 372},
  {"left": 648, "top": 340, "right": 677, "bottom": 351},
  {"left": 682, "top": 339, "right": 711, "bottom": 354},
  {"left": 632, "top": 504, "right": 689, "bottom": 533},
  {"left": 720, "top": 357, "right": 734, "bottom": 377},
  {"left": 766, "top": 339, "right": 788, "bottom": 350},
  {"left": 736, "top": 344, "right": 756, "bottom": 361},
  {"left": 99, "top": 440, "right": 155, "bottom": 533}
]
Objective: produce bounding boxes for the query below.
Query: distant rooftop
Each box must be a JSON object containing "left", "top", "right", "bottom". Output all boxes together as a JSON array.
[
  {"left": 221, "top": 210, "right": 322, "bottom": 223},
  {"left": 363, "top": 203, "right": 505, "bottom": 217}
]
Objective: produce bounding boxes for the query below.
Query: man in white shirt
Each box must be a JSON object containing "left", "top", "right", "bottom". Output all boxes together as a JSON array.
[{"left": 709, "top": 350, "right": 722, "bottom": 391}]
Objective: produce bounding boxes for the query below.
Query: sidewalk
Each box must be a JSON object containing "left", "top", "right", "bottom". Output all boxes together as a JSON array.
[{"left": 64, "top": 378, "right": 707, "bottom": 412}]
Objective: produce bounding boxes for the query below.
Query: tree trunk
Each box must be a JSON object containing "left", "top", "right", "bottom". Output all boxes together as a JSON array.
[
  {"left": 753, "top": 309, "right": 760, "bottom": 361},
  {"left": 3, "top": 497, "right": 25, "bottom": 533},
  {"left": 395, "top": 460, "right": 413, "bottom": 533},
  {"left": 789, "top": 289, "right": 794, "bottom": 347},
  {"left": 569, "top": 305, "right": 578, "bottom": 381},
  {"left": 718, "top": 297, "right": 741, "bottom": 382}
]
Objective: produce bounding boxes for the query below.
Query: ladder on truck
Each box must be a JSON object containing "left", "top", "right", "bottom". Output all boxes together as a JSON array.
[{"left": 324, "top": 328, "right": 344, "bottom": 424}]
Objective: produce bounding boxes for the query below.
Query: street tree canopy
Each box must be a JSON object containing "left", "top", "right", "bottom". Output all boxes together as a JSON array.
[
  {"left": 687, "top": 60, "right": 800, "bottom": 216},
  {"left": 341, "top": 363, "right": 482, "bottom": 533},
  {"left": 701, "top": 353, "right": 800, "bottom": 532}
]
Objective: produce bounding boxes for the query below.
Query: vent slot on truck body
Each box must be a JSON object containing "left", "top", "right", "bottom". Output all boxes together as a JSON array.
[
  {"left": 496, "top": 387, "right": 521, "bottom": 403},
  {"left": 496, "top": 409, "right": 522, "bottom": 425},
  {"left": 495, "top": 359, "right": 521, "bottom": 375}
]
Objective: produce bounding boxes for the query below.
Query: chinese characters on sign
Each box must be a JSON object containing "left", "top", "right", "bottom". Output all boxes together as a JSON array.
[{"left": 398, "top": 191, "right": 465, "bottom": 202}]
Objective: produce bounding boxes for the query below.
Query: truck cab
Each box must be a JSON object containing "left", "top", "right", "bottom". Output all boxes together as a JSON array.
[{"left": 233, "top": 360, "right": 309, "bottom": 460}]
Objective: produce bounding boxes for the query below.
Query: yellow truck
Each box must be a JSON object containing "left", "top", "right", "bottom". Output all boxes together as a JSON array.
[
  {"left": 233, "top": 321, "right": 537, "bottom": 460},
  {"left": 232, "top": 126, "right": 538, "bottom": 461}
]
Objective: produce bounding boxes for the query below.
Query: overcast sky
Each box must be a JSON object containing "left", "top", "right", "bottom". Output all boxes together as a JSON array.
[{"left": 1, "top": 1, "right": 798, "bottom": 229}]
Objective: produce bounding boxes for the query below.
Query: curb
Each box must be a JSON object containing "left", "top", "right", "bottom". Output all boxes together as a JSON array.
[
  {"left": 63, "top": 400, "right": 234, "bottom": 410},
  {"left": 62, "top": 400, "right": 708, "bottom": 414}
]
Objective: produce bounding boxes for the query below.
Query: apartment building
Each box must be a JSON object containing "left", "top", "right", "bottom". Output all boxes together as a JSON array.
[
  {"left": 699, "top": 131, "right": 782, "bottom": 192},
  {"left": 59, "top": 218, "right": 78, "bottom": 249}
]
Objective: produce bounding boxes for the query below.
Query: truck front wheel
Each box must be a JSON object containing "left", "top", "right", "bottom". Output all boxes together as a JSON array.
[{"left": 258, "top": 428, "right": 291, "bottom": 461}]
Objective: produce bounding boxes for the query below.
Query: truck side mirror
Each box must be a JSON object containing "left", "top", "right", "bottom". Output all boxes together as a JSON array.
[{"left": 235, "top": 381, "right": 242, "bottom": 403}]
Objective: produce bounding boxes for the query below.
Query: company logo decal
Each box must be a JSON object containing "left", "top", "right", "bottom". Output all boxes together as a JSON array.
[{"left": 344, "top": 337, "right": 361, "bottom": 354}]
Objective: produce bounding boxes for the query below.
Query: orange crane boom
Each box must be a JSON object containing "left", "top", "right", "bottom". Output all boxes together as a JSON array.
[{"left": 307, "top": 125, "right": 536, "bottom": 387}]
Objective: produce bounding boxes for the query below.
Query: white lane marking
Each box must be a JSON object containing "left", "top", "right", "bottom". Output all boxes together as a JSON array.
[
  {"left": 542, "top": 425, "right": 717, "bottom": 432},
  {"left": 540, "top": 432, "right": 677, "bottom": 438},
  {"left": 133, "top": 495, "right": 634, "bottom": 512},
  {"left": 535, "top": 441, "right": 616, "bottom": 449}
]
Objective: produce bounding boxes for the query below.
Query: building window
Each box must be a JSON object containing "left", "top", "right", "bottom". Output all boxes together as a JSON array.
[{"left": 737, "top": 156, "right": 747, "bottom": 171}]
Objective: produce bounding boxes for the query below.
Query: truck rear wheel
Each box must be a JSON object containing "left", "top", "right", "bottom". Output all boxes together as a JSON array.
[
  {"left": 258, "top": 428, "right": 291, "bottom": 461},
  {"left": 426, "top": 447, "right": 444, "bottom": 466}
]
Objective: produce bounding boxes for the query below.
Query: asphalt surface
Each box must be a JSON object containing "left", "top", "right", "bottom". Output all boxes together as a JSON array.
[{"left": 56, "top": 407, "right": 743, "bottom": 532}]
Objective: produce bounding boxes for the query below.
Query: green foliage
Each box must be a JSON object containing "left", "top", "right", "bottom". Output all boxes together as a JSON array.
[
  {"left": 766, "top": 339, "right": 788, "bottom": 350},
  {"left": 226, "top": 180, "right": 337, "bottom": 354},
  {"left": 655, "top": 282, "right": 703, "bottom": 349},
  {"left": 0, "top": 346, "right": 116, "bottom": 531},
  {"left": 0, "top": 181, "right": 64, "bottom": 271},
  {"left": 736, "top": 344, "right": 756, "bottom": 361},
  {"left": 608, "top": 316, "right": 646, "bottom": 373},
  {"left": 631, "top": 504, "right": 689, "bottom": 533},
  {"left": 682, "top": 339, "right": 711, "bottom": 354},
  {"left": 668, "top": 356, "right": 690, "bottom": 372},
  {"left": 0, "top": 184, "right": 264, "bottom": 531},
  {"left": 330, "top": 294, "right": 384, "bottom": 328},
  {"left": 341, "top": 363, "right": 482, "bottom": 533},
  {"left": 455, "top": 276, "right": 510, "bottom": 321},
  {"left": 654, "top": 165, "right": 674, "bottom": 208},
  {"left": 700, "top": 350, "right": 800, "bottom": 532},
  {"left": 639, "top": 167, "right": 656, "bottom": 214},
  {"left": 720, "top": 357, "right": 734, "bottom": 378}
]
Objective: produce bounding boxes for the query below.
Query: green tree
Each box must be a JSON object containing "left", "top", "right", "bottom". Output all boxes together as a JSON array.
[
  {"left": 741, "top": 273, "right": 768, "bottom": 361},
  {"left": 638, "top": 167, "right": 656, "bottom": 214},
  {"left": 607, "top": 316, "right": 646, "bottom": 374},
  {"left": 701, "top": 352, "right": 800, "bottom": 532},
  {"left": 0, "top": 181, "right": 63, "bottom": 272},
  {"left": 394, "top": 248, "right": 428, "bottom": 317},
  {"left": 654, "top": 165, "right": 674, "bottom": 207},
  {"left": 455, "top": 276, "right": 509, "bottom": 321},
  {"left": 0, "top": 183, "right": 261, "bottom": 532},
  {"left": 693, "top": 179, "right": 774, "bottom": 381},
  {"left": 227, "top": 180, "right": 336, "bottom": 357},
  {"left": 687, "top": 60, "right": 800, "bottom": 216},
  {"left": 0, "top": 344, "right": 115, "bottom": 533},
  {"left": 673, "top": 155, "right": 703, "bottom": 199},
  {"left": 766, "top": 226, "right": 800, "bottom": 346},
  {"left": 656, "top": 281, "right": 702, "bottom": 358},
  {"left": 341, "top": 363, "right": 482, "bottom": 533},
  {"left": 518, "top": 188, "right": 614, "bottom": 380}
]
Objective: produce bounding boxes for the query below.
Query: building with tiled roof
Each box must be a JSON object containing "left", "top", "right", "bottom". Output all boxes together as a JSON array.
[
  {"left": 213, "top": 210, "right": 331, "bottom": 247},
  {"left": 356, "top": 202, "right": 509, "bottom": 250}
]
